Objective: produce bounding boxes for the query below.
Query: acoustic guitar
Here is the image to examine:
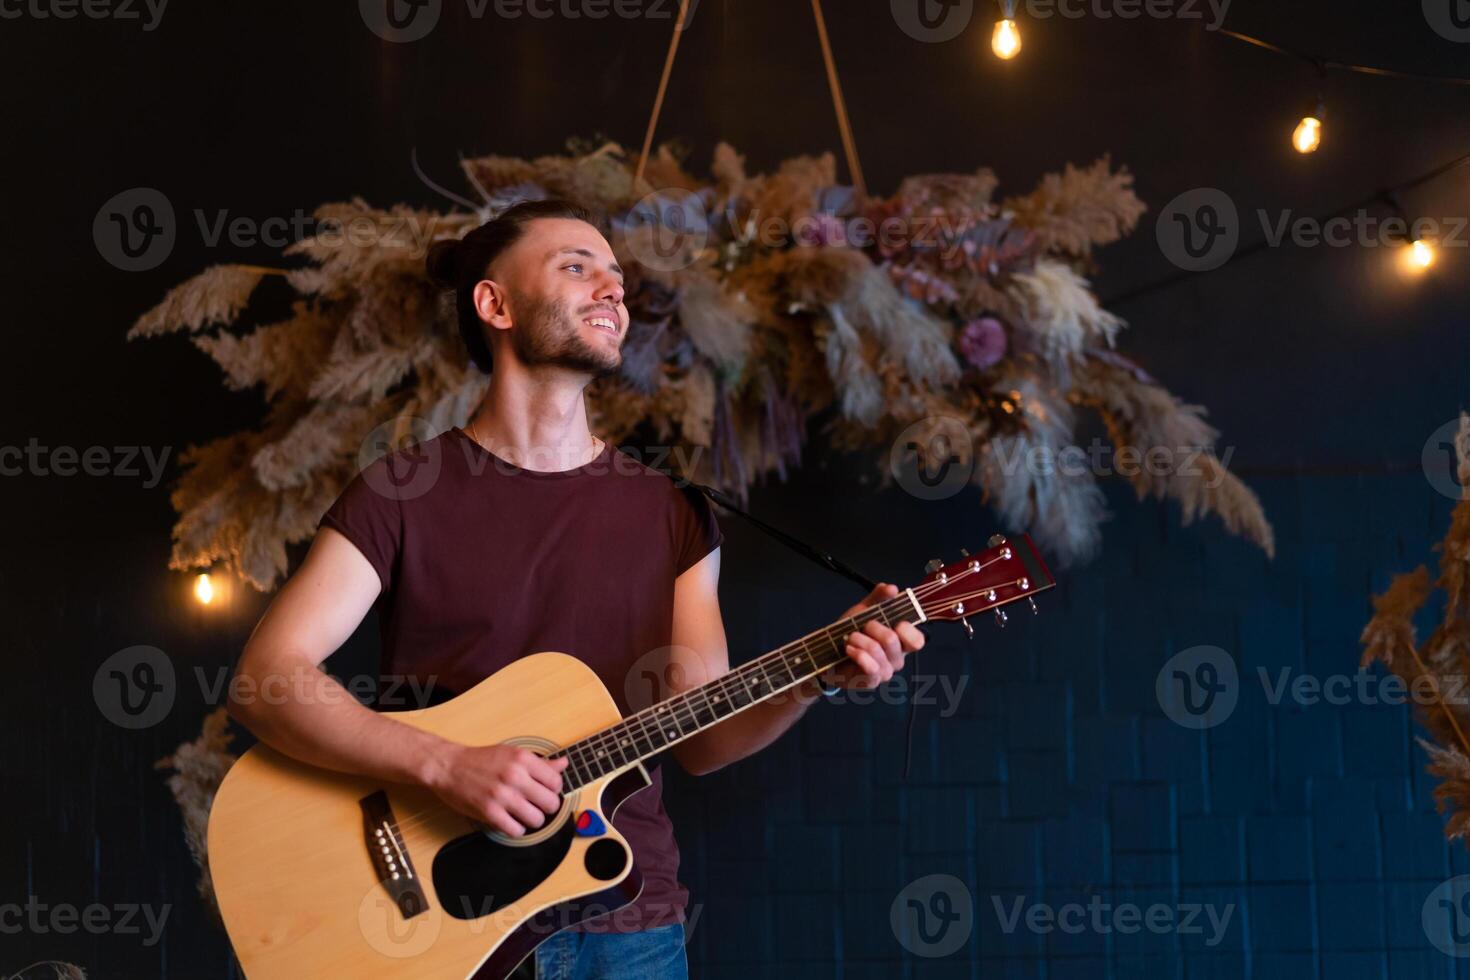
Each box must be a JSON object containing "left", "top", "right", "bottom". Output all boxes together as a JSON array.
[{"left": 207, "top": 534, "right": 1054, "bottom": 978}]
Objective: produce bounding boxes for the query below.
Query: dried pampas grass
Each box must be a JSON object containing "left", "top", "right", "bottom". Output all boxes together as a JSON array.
[
  {"left": 131, "top": 140, "right": 1270, "bottom": 591},
  {"left": 155, "top": 707, "right": 238, "bottom": 919},
  {"left": 129, "top": 265, "right": 273, "bottom": 339},
  {"left": 1363, "top": 413, "right": 1470, "bottom": 841},
  {"left": 1003, "top": 155, "right": 1147, "bottom": 258},
  {"left": 1010, "top": 260, "right": 1124, "bottom": 367}
]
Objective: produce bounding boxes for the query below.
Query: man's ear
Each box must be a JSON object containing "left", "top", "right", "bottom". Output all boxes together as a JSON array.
[{"left": 473, "top": 279, "right": 513, "bottom": 333}]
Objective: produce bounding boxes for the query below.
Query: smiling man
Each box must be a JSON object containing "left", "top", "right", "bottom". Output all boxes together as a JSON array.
[{"left": 227, "top": 198, "right": 925, "bottom": 980}]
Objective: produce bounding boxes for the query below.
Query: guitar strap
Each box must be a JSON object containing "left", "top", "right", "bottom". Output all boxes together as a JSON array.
[{"left": 679, "top": 478, "right": 928, "bottom": 781}]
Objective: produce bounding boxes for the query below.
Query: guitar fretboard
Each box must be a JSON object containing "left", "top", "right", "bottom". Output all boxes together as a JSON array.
[{"left": 550, "top": 590, "right": 924, "bottom": 790}]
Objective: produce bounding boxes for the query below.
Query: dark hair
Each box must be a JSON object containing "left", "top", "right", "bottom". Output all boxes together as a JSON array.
[{"left": 425, "top": 198, "right": 599, "bottom": 373}]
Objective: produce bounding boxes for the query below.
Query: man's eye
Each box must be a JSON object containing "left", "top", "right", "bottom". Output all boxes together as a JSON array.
[{"left": 564, "top": 264, "right": 583, "bottom": 274}]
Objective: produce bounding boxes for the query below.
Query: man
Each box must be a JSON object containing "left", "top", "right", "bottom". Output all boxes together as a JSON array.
[{"left": 227, "top": 199, "right": 926, "bottom": 979}]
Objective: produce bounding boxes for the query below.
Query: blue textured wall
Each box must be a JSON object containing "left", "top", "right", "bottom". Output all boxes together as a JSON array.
[{"left": 660, "top": 466, "right": 1466, "bottom": 979}]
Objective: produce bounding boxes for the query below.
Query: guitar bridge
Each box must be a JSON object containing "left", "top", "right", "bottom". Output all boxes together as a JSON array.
[{"left": 360, "top": 790, "right": 427, "bottom": 919}]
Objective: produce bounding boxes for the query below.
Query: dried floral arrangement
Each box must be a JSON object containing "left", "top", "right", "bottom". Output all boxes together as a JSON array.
[
  {"left": 129, "top": 140, "right": 1274, "bottom": 591},
  {"left": 154, "top": 707, "right": 237, "bottom": 920},
  {"left": 1362, "top": 414, "right": 1470, "bottom": 840}
]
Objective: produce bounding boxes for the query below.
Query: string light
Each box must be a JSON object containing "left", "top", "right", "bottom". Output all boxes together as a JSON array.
[
  {"left": 194, "top": 572, "right": 216, "bottom": 605},
  {"left": 1408, "top": 237, "right": 1436, "bottom": 270},
  {"left": 1292, "top": 104, "right": 1323, "bottom": 154},
  {"left": 992, "top": 1, "right": 1020, "bottom": 60}
]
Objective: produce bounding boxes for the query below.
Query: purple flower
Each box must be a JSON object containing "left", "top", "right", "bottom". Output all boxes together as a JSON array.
[
  {"left": 794, "top": 213, "right": 848, "bottom": 247},
  {"left": 959, "top": 316, "right": 1007, "bottom": 370}
]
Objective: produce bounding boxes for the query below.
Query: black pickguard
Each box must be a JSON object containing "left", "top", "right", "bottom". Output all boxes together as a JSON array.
[
  {"left": 457, "top": 765, "right": 654, "bottom": 980},
  {"left": 433, "top": 819, "right": 578, "bottom": 920}
]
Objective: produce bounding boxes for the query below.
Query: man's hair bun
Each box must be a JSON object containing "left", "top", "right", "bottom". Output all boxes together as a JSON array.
[
  {"left": 424, "top": 198, "right": 599, "bottom": 374},
  {"left": 425, "top": 238, "right": 462, "bottom": 289}
]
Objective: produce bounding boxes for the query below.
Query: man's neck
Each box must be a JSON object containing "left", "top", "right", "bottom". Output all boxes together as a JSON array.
[{"left": 466, "top": 362, "right": 603, "bottom": 473}]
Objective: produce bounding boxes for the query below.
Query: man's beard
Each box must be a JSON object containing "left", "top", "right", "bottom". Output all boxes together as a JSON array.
[{"left": 509, "top": 292, "right": 621, "bottom": 379}]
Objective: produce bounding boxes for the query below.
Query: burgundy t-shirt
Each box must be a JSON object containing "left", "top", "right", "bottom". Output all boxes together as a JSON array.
[{"left": 317, "top": 426, "right": 723, "bottom": 932}]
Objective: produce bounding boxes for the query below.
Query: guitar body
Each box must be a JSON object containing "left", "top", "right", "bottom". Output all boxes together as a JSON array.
[{"left": 208, "top": 652, "right": 649, "bottom": 980}]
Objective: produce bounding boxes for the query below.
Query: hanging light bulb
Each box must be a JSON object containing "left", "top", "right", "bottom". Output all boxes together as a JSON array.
[
  {"left": 194, "top": 572, "right": 216, "bottom": 605},
  {"left": 1292, "top": 110, "right": 1322, "bottom": 154},
  {"left": 992, "top": 16, "right": 1021, "bottom": 60},
  {"left": 1409, "top": 237, "right": 1436, "bottom": 270}
]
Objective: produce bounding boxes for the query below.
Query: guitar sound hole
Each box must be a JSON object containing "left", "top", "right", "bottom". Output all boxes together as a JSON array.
[{"left": 584, "top": 839, "right": 627, "bottom": 881}]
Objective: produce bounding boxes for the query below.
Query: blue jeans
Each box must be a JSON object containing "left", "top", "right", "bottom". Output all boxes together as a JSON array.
[{"left": 534, "top": 923, "right": 688, "bottom": 980}]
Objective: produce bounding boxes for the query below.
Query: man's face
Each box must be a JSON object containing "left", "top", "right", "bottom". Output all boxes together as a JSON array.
[{"left": 492, "top": 217, "right": 628, "bottom": 379}]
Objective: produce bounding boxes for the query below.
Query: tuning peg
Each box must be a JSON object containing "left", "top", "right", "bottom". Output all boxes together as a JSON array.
[
  {"left": 994, "top": 608, "right": 1008, "bottom": 628},
  {"left": 988, "top": 534, "right": 1007, "bottom": 547},
  {"left": 960, "top": 616, "right": 974, "bottom": 639},
  {"left": 924, "top": 558, "right": 943, "bottom": 574},
  {"left": 1028, "top": 597, "right": 1039, "bottom": 615}
]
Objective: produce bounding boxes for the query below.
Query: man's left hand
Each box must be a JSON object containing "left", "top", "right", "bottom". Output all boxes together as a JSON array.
[{"left": 824, "top": 582, "right": 926, "bottom": 690}]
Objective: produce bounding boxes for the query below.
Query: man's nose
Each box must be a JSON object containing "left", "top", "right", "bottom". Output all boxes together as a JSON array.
[{"left": 593, "top": 272, "right": 624, "bottom": 306}]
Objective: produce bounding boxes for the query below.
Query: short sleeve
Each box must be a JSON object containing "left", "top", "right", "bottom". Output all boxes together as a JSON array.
[
  {"left": 318, "top": 463, "right": 403, "bottom": 595},
  {"left": 672, "top": 483, "right": 724, "bottom": 576}
]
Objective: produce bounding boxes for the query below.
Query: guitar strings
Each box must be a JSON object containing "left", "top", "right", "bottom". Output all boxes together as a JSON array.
[{"left": 384, "top": 560, "right": 1029, "bottom": 838}]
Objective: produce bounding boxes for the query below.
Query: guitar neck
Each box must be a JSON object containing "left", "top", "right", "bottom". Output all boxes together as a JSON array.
[{"left": 552, "top": 590, "right": 927, "bottom": 790}]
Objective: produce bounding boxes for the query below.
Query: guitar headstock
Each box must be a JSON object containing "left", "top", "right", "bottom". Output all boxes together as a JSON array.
[{"left": 910, "top": 534, "right": 1056, "bottom": 633}]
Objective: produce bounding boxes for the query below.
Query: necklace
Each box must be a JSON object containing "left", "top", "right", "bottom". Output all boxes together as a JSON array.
[{"left": 464, "top": 418, "right": 603, "bottom": 467}]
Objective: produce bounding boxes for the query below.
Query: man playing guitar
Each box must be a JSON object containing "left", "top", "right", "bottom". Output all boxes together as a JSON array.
[{"left": 227, "top": 199, "right": 927, "bottom": 979}]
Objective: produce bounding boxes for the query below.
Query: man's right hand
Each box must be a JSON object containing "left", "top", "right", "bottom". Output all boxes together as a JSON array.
[{"left": 427, "top": 743, "right": 569, "bottom": 837}]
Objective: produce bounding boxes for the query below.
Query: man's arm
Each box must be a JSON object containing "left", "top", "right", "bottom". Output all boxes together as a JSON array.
[
  {"left": 228, "top": 527, "right": 566, "bottom": 837},
  {"left": 666, "top": 547, "right": 926, "bottom": 776}
]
